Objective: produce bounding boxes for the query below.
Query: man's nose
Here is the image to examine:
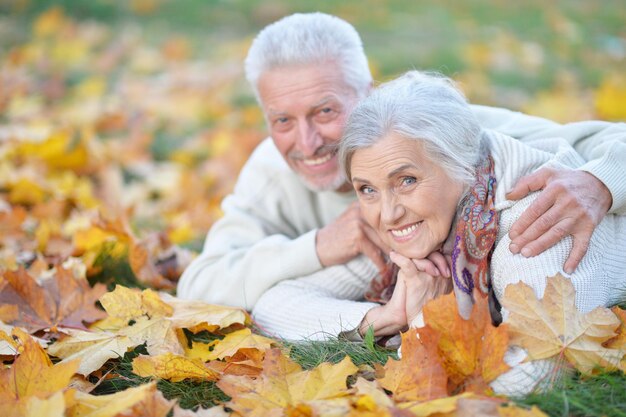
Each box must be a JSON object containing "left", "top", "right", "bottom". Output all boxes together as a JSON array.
[
  {"left": 381, "top": 192, "right": 404, "bottom": 225},
  {"left": 296, "top": 119, "right": 322, "bottom": 156}
]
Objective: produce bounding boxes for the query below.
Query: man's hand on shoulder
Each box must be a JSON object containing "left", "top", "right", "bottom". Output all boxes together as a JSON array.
[
  {"left": 316, "top": 202, "right": 389, "bottom": 274},
  {"left": 506, "top": 167, "right": 612, "bottom": 274}
]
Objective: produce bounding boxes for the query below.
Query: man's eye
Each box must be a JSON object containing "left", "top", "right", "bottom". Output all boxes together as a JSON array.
[
  {"left": 401, "top": 177, "right": 417, "bottom": 186},
  {"left": 321, "top": 107, "right": 332, "bottom": 113},
  {"left": 276, "top": 117, "right": 289, "bottom": 124}
]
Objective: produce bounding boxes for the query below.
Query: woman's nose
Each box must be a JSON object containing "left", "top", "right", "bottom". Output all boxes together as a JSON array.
[{"left": 381, "top": 193, "right": 404, "bottom": 225}]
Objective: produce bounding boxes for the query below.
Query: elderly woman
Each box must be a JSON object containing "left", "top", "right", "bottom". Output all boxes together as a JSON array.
[{"left": 339, "top": 71, "right": 626, "bottom": 394}]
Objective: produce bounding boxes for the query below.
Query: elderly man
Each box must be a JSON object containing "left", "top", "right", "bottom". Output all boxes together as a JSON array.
[{"left": 177, "top": 13, "right": 626, "bottom": 341}]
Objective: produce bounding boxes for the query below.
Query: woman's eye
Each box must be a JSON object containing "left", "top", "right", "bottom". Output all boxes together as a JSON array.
[
  {"left": 359, "top": 185, "right": 374, "bottom": 194},
  {"left": 401, "top": 177, "right": 417, "bottom": 186}
]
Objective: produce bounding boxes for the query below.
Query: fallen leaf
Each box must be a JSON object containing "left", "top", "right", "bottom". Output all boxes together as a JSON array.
[
  {"left": 379, "top": 327, "right": 448, "bottom": 401},
  {"left": 217, "top": 349, "right": 357, "bottom": 417},
  {"left": 66, "top": 382, "right": 155, "bottom": 417},
  {"left": 501, "top": 274, "right": 623, "bottom": 374},
  {"left": 48, "top": 312, "right": 184, "bottom": 376},
  {"left": 160, "top": 292, "right": 249, "bottom": 333},
  {"left": 422, "top": 291, "right": 510, "bottom": 393},
  {"left": 0, "top": 266, "right": 107, "bottom": 333},
  {"left": 132, "top": 353, "right": 219, "bottom": 382},
  {"left": 497, "top": 404, "right": 549, "bottom": 417},
  {"left": 0, "top": 328, "right": 78, "bottom": 417},
  {"left": 25, "top": 390, "right": 66, "bottom": 417},
  {"left": 99, "top": 285, "right": 173, "bottom": 324},
  {"left": 193, "top": 328, "right": 276, "bottom": 361}
]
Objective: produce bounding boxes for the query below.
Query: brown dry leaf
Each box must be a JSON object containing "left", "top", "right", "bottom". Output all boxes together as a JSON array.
[
  {"left": 160, "top": 292, "right": 250, "bottom": 333},
  {"left": 501, "top": 274, "right": 623, "bottom": 374},
  {"left": 379, "top": 327, "right": 448, "bottom": 402},
  {"left": 217, "top": 348, "right": 357, "bottom": 417},
  {"left": 0, "top": 266, "right": 107, "bottom": 333},
  {"left": 132, "top": 353, "right": 220, "bottom": 382},
  {"left": 193, "top": 328, "right": 276, "bottom": 361},
  {"left": 422, "top": 291, "right": 510, "bottom": 393},
  {"left": 0, "top": 328, "right": 78, "bottom": 417}
]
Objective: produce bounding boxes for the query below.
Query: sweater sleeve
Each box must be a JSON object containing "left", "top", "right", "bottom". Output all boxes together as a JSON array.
[
  {"left": 472, "top": 105, "right": 626, "bottom": 213},
  {"left": 252, "top": 256, "right": 379, "bottom": 340},
  {"left": 176, "top": 143, "right": 323, "bottom": 310}
]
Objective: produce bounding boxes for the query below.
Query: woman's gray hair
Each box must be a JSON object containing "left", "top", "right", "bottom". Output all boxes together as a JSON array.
[
  {"left": 340, "top": 71, "right": 483, "bottom": 186},
  {"left": 245, "top": 13, "right": 372, "bottom": 100}
]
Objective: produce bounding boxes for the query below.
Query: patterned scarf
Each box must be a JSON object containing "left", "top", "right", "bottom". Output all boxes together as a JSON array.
[{"left": 364, "top": 153, "right": 500, "bottom": 323}]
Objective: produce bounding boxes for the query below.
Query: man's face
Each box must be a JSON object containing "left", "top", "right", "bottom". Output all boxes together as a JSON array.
[{"left": 257, "top": 62, "right": 359, "bottom": 192}]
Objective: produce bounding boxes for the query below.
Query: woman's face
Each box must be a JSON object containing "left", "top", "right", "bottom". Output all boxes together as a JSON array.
[{"left": 350, "top": 133, "right": 465, "bottom": 259}]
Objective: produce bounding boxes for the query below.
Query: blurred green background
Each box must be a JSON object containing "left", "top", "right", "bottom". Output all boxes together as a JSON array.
[
  {"left": 0, "top": 0, "right": 624, "bottom": 249},
  {"left": 1, "top": 0, "right": 625, "bottom": 122}
]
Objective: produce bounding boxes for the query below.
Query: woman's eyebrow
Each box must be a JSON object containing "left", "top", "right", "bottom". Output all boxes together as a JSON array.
[{"left": 387, "top": 164, "right": 415, "bottom": 178}]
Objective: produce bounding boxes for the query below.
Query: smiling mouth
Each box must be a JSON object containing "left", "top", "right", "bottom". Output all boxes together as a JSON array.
[
  {"left": 390, "top": 222, "right": 422, "bottom": 238},
  {"left": 302, "top": 152, "right": 334, "bottom": 166}
]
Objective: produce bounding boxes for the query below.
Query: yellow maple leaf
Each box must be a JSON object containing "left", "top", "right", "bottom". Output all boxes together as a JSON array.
[
  {"left": 501, "top": 274, "right": 623, "bottom": 374},
  {"left": 193, "top": 328, "right": 276, "bottom": 361},
  {"left": 132, "top": 353, "right": 219, "bottom": 382},
  {"left": 218, "top": 349, "right": 357, "bottom": 417},
  {"left": 160, "top": 292, "right": 250, "bottom": 333},
  {"left": 25, "top": 391, "right": 66, "bottom": 417},
  {"left": 98, "top": 285, "right": 173, "bottom": 324},
  {"left": 0, "top": 328, "right": 78, "bottom": 417}
]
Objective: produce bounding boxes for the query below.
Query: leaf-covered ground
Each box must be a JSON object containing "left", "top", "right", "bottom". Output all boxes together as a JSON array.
[{"left": 1, "top": 2, "right": 625, "bottom": 416}]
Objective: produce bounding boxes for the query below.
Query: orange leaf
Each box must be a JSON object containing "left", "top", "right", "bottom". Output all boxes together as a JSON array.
[
  {"left": 379, "top": 327, "right": 448, "bottom": 402},
  {"left": 0, "top": 267, "right": 107, "bottom": 333},
  {"left": 422, "top": 292, "right": 510, "bottom": 393}
]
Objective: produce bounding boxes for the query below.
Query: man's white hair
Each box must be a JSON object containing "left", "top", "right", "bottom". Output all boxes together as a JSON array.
[
  {"left": 245, "top": 12, "right": 372, "bottom": 100},
  {"left": 340, "top": 71, "right": 483, "bottom": 186}
]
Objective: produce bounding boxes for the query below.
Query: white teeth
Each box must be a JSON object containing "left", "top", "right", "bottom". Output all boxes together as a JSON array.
[
  {"left": 302, "top": 153, "right": 333, "bottom": 166},
  {"left": 391, "top": 223, "right": 419, "bottom": 237}
]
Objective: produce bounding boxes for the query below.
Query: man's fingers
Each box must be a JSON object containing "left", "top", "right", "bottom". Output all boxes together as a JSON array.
[
  {"left": 515, "top": 218, "right": 575, "bottom": 258},
  {"left": 564, "top": 235, "right": 590, "bottom": 274},
  {"left": 506, "top": 168, "right": 554, "bottom": 201},
  {"left": 509, "top": 187, "right": 556, "bottom": 242},
  {"left": 510, "top": 200, "right": 560, "bottom": 252}
]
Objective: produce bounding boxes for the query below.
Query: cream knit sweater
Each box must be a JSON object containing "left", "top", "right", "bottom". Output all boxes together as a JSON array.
[{"left": 177, "top": 106, "right": 626, "bottom": 342}]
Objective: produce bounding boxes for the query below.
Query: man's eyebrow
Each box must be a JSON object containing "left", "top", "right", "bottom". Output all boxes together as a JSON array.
[
  {"left": 312, "top": 96, "right": 336, "bottom": 109},
  {"left": 351, "top": 176, "right": 368, "bottom": 183}
]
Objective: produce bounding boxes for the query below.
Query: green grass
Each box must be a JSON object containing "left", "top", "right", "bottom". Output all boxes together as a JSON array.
[{"left": 91, "top": 336, "right": 626, "bottom": 416}]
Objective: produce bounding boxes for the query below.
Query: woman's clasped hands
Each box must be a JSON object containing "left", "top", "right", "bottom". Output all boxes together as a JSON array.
[{"left": 359, "top": 250, "right": 452, "bottom": 337}]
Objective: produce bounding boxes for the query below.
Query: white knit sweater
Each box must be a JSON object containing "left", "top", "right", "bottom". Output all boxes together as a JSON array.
[{"left": 176, "top": 106, "right": 626, "bottom": 342}]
